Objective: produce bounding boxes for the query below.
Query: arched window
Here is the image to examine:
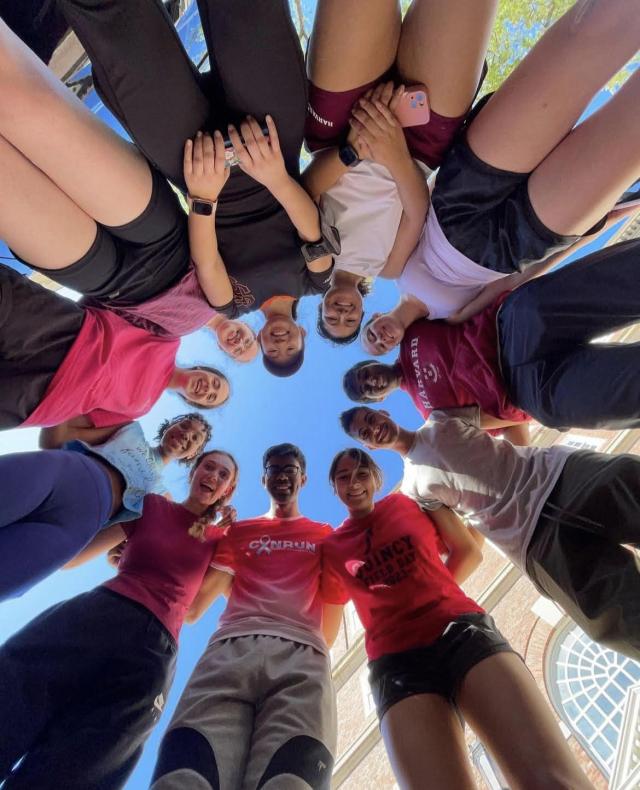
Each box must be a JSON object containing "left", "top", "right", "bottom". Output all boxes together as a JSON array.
[{"left": 546, "top": 621, "right": 640, "bottom": 777}]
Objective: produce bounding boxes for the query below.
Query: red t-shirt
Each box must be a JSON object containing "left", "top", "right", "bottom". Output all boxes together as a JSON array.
[
  {"left": 104, "top": 494, "right": 219, "bottom": 640},
  {"left": 321, "top": 492, "right": 483, "bottom": 661},
  {"left": 398, "top": 294, "right": 529, "bottom": 425},
  {"left": 210, "top": 515, "right": 343, "bottom": 656},
  {"left": 21, "top": 308, "right": 178, "bottom": 428}
]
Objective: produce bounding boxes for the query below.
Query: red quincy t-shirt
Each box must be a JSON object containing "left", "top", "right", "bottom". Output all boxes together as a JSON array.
[
  {"left": 322, "top": 492, "right": 483, "bottom": 661},
  {"left": 210, "top": 515, "right": 343, "bottom": 656},
  {"left": 104, "top": 494, "right": 219, "bottom": 640},
  {"left": 22, "top": 307, "right": 178, "bottom": 428},
  {"left": 398, "top": 294, "right": 529, "bottom": 425}
]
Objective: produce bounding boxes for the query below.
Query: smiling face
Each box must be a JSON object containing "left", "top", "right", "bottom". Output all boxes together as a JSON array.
[
  {"left": 348, "top": 408, "right": 400, "bottom": 449},
  {"left": 361, "top": 313, "right": 405, "bottom": 356},
  {"left": 189, "top": 451, "right": 237, "bottom": 508},
  {"left": 354, "top": 362, "right": 399, "bottom": 400},
  {"left": 216, "top": 319, "right": 258, "bottom": 362},
  {"left": 183, "top": 369, "right": 230, "bottom": 408},
  {"left": 160, "top": 417, "right": 208, "bottom": 461},
  {"left": 331, "top": 453, "right": 378, "bottom": 517},
  {"left": 321, "top": 283, "right": 364, "bottom": 340},
  {"left": 258, "top": 316, "right": 306, "bottom": 366},
  {"left": 262, "top": 452, "right": 307, "bottom": 506}
]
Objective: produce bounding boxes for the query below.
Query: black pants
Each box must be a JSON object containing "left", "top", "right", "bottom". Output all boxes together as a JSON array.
[
  {"left": 498, "top": 237, "right": 640, "bottom": 431},
  {"left": 57, "top": 0, "right": 308, "bottom": 195},
  {"left": 0, "top": 588, "right": 177, "bottom": 790},
  {"left": 526, "top": 451, "right": 640, "bottom": 661}
]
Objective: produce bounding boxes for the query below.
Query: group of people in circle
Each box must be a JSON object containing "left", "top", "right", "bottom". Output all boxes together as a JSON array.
[{"left": 1, "top": 0, "right": 640, "bottom": 788}]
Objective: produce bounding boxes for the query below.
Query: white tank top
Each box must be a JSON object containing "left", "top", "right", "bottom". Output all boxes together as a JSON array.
[{"left": 320, "top": 159, "right": 431, "bottom": 279}]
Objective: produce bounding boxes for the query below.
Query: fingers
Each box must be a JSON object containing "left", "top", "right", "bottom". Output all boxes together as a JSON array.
[
  {"left": 212, "top": 129, "right": 226, "bottom": 173},
  {"left": 192, "top": 130, "right": 204, "bottom": 175},
  {"left": 352, "top": 100, "right": 391, "bottom": 134},
  {"left": 227, "top": 123, "right": 251, "bottom": 168},
  {"left": 265, "top": 114, "right": 280, "bottom": 154},
  {"left": 372, "top": 99, "right": 398, "bottom": 127},
  {"left": 202, "top": 131, "right": 215, "bottom": 174},
  {"left": 389, "top": 84, "right": 405, "bottom": 114},
  {"left": 183, "top": 138, "right": 193, "bottom": 178}
]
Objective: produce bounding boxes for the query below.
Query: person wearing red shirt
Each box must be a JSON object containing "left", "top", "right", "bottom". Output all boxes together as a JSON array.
[
  {"left": 150, "top": 443, "right": 344, "bottom": 790},
  {"left": 0, "top": 449, "right": 238, "bottom": 790},
  {"left": 324, "top": 447, "right": 591, "bottom": 790},
  {"left": 345, "top": 236, "right": 640, "bottom": 434},
  {"left": 0, "top": 265, "right": 230, "bottom": 430}
]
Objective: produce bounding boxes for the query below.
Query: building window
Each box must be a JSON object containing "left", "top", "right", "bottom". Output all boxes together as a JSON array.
[
  {"left": 470, "top": 742, "right": 509, "bottom": 789},
  {"left": 359, "top": 668, "right": 376, "bottom": 718},
  {"left": 345, "top": 600, "right": 364, "bottom": 643},
  {"left": 547, "top": 622, "right": 640, "bottom": 777}
]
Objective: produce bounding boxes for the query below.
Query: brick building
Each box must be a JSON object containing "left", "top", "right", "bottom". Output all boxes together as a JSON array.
[{"left": 329, "top": 220, "right": 640, "bottom": 789}]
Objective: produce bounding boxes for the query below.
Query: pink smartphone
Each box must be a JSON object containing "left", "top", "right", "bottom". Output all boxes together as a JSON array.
[{"left": 395, "top": 85, "right": 430, "bottom": 128}]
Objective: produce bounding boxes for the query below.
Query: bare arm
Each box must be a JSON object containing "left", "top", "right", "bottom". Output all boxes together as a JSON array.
[
  {"left": 501, "top": 423, "right": 531, "bottom": 447},
  {"left": 430, "top": 507, "right": 482, "bottom": 585},
  {"left": 479, "top": 411, "right": 527, "bottom": 431},
  {"left": 185, "top": 566, "right": 234, "bottom": 624},
  {"left": 184, "top": 132, "right": 234, "bottom": 308},
  {"left": 302, "top": 148, "right": 349, "bottom": 201},
  {"left": 64, "top": 524, "right": 126, "bottom": 569},
  {"left": 39, "top": 417, "right": 124, "bottom": 449},
  {"left": 321, "top": 603, "right": 344, "bottom": 648}
]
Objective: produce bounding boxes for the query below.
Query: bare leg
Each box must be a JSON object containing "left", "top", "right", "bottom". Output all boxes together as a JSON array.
[
  {"left": 0, "top": 135, "right": 97, "bottom": 269},
  {"left": 307, "top": 0, "right": 401, "bottom": 90},
  {"left": 380, "top": 694, "right": 476, "bottom": 789},
  {"left": 529, "top": 68, "right": 640, "bottom": 234},
  {"left": 0, "top": 19, "right": 152, "bottom": 228},
  {"left": 396, "top": 0, "right": 497, "bottom": 118},
  {"left": 457, "top": 653, "right": 593, "bottom": 790},
  {"left": 467, "top": 0, "right": 640, "bottom": 173}
]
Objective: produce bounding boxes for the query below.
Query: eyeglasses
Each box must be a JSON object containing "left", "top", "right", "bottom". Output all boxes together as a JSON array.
[{"left": 265, "top": 464, "right": 301, "bottom": 477}]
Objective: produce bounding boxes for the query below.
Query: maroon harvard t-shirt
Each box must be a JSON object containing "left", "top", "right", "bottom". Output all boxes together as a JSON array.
[
  {"left": 398, "top": 293, "right": 529, "bottom": 425},
  {"left": 322, "top": 492, "right": 483, "bottom": 661}
]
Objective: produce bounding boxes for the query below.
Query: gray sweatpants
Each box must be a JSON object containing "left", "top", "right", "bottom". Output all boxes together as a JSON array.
[{"left": 150, "top": 634, "right": 337, "bottom": 790}]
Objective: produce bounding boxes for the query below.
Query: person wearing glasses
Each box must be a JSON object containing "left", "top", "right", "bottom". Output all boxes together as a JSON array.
[{"left": 149, "top": 443, "right": 344, "bottom": 790}]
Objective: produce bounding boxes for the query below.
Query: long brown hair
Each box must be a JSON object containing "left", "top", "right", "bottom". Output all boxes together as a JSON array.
[
  {"left": 187, "top": 450, "right": 239, "bottom": 540},
  {"left": 328, "top": 448, "right": 383, "bottom": 491}
]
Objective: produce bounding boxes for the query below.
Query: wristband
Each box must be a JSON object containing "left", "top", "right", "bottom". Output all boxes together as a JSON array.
[
  {"left": 338, "top": 143, "right": 361, "bottom": 168},
  {"left": 188, "top": 196, "right": 218, "bottom": 216},
  {"left": 301, "top": 213, "right": 341, "bottom": 263}
]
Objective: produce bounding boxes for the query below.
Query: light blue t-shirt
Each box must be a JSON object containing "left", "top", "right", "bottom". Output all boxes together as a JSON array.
[{"left": 66, "top": 422, "right": 167, "bottom": 524}]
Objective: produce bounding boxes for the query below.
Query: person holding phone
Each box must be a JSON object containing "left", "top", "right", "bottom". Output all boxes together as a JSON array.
[
  {"left": 362, "top": 0, "right": 640, "bottom": 349},
  {"left": 0, "top": 450, "right": 238, "bottom": 790},
  {"left": 57, "top": 0, "right": 341, "bottom": 377},
  {"left": 323, "top": 448, "right": 592, "bottom": 789},
  {"left": 0, "top": 20, "right": 258, "bottom": 360},
  {"left": 0, "top": 413, "right": 212, "bottom": 600},
  {"left": 302, "top": 0, "right": 497, "bottom": 343}
]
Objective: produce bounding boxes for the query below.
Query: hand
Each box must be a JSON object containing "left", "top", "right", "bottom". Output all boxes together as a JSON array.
[
  {"left": 216, "top": 505, "right": 237, "bottom": 531},
  {"left": 184, "top": 130, "right": 229, "bottom": 203},
  {"left": 107, "top": 541, "right": 127, "bottom": 568},
  {"left": 227, "top": 115, "right": 288, "bottom": 192},
  {"left": 349, "top": 94, "right": 411, "bottom": 171}
]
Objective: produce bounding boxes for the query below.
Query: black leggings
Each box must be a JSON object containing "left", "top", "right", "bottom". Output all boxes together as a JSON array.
[{"left": 58, "top": 0, "right": 308, "bottom": 196}]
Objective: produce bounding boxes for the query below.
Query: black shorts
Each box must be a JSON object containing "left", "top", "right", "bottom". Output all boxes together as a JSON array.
[
  {"left": 13, "top": 165, "right": 189, "bottom": 306},
  {"left": 431, "top": 137, "right": 578, "bottom": 274},
  {"left": 0, "top": 265, "right": 85, "bottom": 429},
  {"left": 368, "top": 613, "right": 514, "bottom": 722}
]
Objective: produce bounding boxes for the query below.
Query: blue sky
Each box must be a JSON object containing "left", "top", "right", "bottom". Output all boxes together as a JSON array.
[{"left": 0, "top": 2, "right": 636, "bottom": 787}]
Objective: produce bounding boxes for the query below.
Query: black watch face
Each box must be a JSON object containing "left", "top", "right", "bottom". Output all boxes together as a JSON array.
[
  {"left": 193, "top": 201, "right": 214, "bottom": 216},
  {"left": 339, "top": 145, "right": 360, "bottom": 168}
]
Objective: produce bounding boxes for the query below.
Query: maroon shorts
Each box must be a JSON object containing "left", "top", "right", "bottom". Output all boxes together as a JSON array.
[{"left": 305, "top": 78, "right": 467, "bottom": 170}]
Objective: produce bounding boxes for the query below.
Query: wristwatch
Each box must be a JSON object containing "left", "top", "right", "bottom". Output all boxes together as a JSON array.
[
  {"left": 338, "top": 143, "right": 361, "bottom": 168},
  {"left": 188, "top": 196, "right": 218, "bottom": 216},
  {"left": 301, "top": 213, "right": 342, "bottom": 264}
]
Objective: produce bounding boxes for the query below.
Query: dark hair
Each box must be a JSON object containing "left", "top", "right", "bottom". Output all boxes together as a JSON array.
[
  {"left": 154, "top": 413, "right": 213, "bottom": 465},
  {"left": 178, "top": 366, "right": 229, "bottom": 410},
  {"left": 342, "top": 360, "right": 389, "bottom": 403},
  {"left": 262, "top": 443, "right": 307, "bottom": 474},
  {"left": 328, "top": 447, "right": 383, "bottom": 491},
  {"left": 188, "top": 449, "right": 239, "bottom": 540},
  {"left": 361, "top": 314, "right": 376, "bottom": 340},
  {"left": 262, "top": 348, "right": 304, "bottom": 378},
  {"left": 339, "top": 407, "right": 362, "bottom": 436},
  {"left": 317, "top": 280, "right": 372, "bottom": 345}
]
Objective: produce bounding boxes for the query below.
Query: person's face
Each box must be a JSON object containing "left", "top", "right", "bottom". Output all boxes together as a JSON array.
[
  {"left": 183, "top": 369, "right": 230, "bottom": 407},
  {"left": 259, "top": 316, "right": 306, "bottom": 365},
  {"left": 332, "top": 454, "right": 376, "bottom": 516},
  {"left": 262, "top": 452, "right": 307, "bottom": 505},
  {"left": 216, "top": 319, "right": 258, "bottom": 362},
  {"left": 322, "top": 284, "right": 363, "bottom": 339},
  {"left": 190, "top": 452, "right": 236, "bottom": 506},
  {"left": 160, "top": 417, "right": 208, "bottom": 461},
  {"left": 355, "top": 362, "right": 397, "bottom": 400},
  {"left": 349, "top": 408, "right": 399, "bottom": 449},
  {"left": 361, "top": 313, "right": 404, "bottom": 356}
]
